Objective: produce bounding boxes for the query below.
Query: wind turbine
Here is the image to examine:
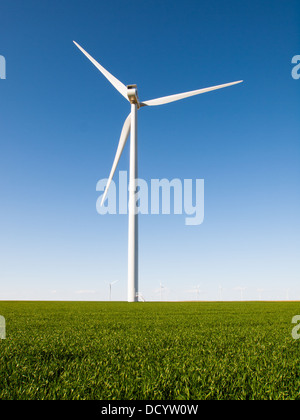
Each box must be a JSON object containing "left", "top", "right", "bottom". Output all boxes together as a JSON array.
[
  {"left": 235, "top": 286, "right": 246, "bottom": 301},
  {"left": 159, "top": 282, "right": 166, "bottom": 302},
  {"left": 218, "top": 284, "right": 223, "bottom": 301},
  {"left": 196, "top": 285, "right": 201, "bottom": 301},
  {"left": 73, "top": 41, "right": 243, "bottom": 302},
  {"left": 257, "top": 288, "right": 264, "bottom": 301},
  {"left": 109, "top": 280, "right": 119, "bottom": 301},
  {"left": 190, "top": 285, "right": 201, "bottom": 301}
]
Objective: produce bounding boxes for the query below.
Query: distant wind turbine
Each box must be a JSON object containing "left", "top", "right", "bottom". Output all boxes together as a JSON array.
[
  {"left": 218, "top": 284, "right": 223, "bottom": 301},
  {"left": 191, "top": 285, "right": 202, "bottom": 301},
  {"left": 109, "top": 280, "right": 119, "bottom": 301},
  {"left": 235, "top": 286, "right": 246, "bottom": 301},
  {"left": 159, "top": 282, "right": 166, "bottom": 302},
  {"left": 257, "top": 288, "right": 264, "bottom": 301},
  {"left": 196, "top": 285, "right": 202, "bottom": 301},
  {"left": 136, "top": 292, "right": 146, "bottom": 302},
  {"left": 73, "top": 41, "right": 243, "bottom": 302}
]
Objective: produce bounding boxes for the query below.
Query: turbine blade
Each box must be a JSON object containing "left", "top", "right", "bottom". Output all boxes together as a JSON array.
[
  {"left": 111, "top": 280, "right": 119, "bottom": 285},
  {"left": 141, "top": 80, "right": 243, "bottom": 107},
  {"left": 101, "top": 113, "right": 131, "bottom": 206},
  {"left": 73, "top": 41, "right": 129, "bottom": 101}
]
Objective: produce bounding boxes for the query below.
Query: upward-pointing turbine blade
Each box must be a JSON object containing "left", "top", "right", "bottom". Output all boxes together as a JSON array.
[
  {"left": 140, "top": 80, "right": 243, "bottom": 107},
  {"left": 101, "top": 113, "right": 131, "bottom": 206},
  {"left": 73, "top": 41, "right": 129, "bottom": 101}
]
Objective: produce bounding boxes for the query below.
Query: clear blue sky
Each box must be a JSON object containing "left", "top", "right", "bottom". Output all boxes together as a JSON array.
[{"left": 0, "top": 0, "right": 299, "bottom": 301}]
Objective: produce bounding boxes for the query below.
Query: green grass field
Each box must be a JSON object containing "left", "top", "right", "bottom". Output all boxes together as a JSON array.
[{"left": 0, "top": 301, "right": 299, "bottom": 400}]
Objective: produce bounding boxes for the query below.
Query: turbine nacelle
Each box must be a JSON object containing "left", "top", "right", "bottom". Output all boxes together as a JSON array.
[{"left": 127, "top": 85, "right": 139, "bottom": 105}]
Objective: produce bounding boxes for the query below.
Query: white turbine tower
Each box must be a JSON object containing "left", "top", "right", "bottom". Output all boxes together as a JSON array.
[{"left": 73, "top": 41, "right": 243, "bottom": 302}]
